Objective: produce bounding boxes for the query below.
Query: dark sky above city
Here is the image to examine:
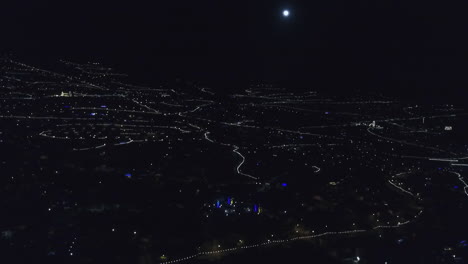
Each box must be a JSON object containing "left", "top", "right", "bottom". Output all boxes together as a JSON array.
[{"left": 1, "top": 0, "right": 467, "bottom": 99}]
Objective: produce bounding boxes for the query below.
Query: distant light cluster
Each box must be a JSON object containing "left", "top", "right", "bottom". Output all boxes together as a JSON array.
[{"left": 0, "top": 59, "right": 466, "bottom": 264}]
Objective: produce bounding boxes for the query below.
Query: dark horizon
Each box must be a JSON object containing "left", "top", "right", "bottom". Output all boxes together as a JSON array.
[{"left": 2, "top": 0, "right": 468, "bottom": 102}]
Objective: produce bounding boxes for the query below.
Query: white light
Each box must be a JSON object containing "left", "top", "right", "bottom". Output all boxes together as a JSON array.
[{"left": 283, "top": 10, "right": 290, "bottom": 17}]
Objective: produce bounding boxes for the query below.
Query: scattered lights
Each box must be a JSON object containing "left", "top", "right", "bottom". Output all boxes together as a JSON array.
[{"left": 2, "top": 59, "right": 460, "bottom": 264}]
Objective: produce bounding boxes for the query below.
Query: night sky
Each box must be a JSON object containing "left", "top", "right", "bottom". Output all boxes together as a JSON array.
[
  {"left": 1, "top": 0, "right": 467, "bottom": 99},
  {"left": 1, "top": 2, "right": 468, "bottom": 263}
]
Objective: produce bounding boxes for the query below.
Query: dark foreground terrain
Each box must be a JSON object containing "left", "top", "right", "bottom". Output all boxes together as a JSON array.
[{"left": 0, "top": 59, "right": 467, "bottom": 264}]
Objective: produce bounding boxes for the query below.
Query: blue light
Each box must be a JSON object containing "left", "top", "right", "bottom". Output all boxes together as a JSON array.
[
  {"left": 101, "top": 105, "right": 107, "bottom": 108},
  {"left": 325, "top": 112, "right": 329, "bottom": 115},
  {"left": 125, "top": 173, "right": 132, "bottom": 178},
  {"left": 454, "top": 185, "right": 459, "bottom": 189},
  {"left": 216, "top": 200, "right": 221, "bottom": 208},
  {"left": 90, "top": 113, "right": 97, "bottom": 116},
  {"left": 253, "top": 204, "right": 258, "bottom": 213},
  {"left": 64, "top": 105, "right": 70, "bottom": 108},
  {"left": 282, "top": 183, "right": 287, "bottom": 187}
]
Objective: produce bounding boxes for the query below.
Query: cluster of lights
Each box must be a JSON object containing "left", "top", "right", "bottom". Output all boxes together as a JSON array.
[{"left": 2, "top": 59, "right": 467, "bottom": 263}]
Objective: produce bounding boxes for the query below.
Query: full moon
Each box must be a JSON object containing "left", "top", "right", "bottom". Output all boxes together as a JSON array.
[{"left": 282, "top": 10, "right": 290, "bottom": 17}]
